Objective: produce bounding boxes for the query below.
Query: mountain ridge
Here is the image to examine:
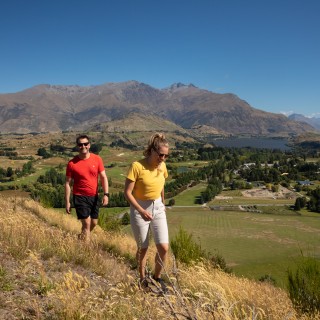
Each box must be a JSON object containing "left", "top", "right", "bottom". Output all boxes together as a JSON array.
[
  {"left": 288, "top": 113, "right": 320, "bottom": 131},
  {"left": 0, "top": 81, "right": 315, "bottom": 136}
]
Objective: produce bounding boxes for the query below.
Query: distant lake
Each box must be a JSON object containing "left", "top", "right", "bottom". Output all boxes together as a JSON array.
[{"left": 212, "top": 137, "right": 291, "bottom": 150}]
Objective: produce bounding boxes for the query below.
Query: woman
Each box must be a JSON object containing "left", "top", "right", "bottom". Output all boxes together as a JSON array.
[{"left": 124, "top": 133, "right": 170, "bottom": 292}]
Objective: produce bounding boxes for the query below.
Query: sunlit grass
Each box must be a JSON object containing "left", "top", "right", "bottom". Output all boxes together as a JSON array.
[
  {"left": 2, "top": 196, "right": 319, "bottom": 319},
  {"left": 170, "top": 182, "right": 207, "bottom": 206}
]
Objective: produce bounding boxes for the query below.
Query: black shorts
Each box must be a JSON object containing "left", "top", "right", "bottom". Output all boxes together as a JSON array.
[{"left": 73, "top": 195, "right": 100, "bottom": 220}]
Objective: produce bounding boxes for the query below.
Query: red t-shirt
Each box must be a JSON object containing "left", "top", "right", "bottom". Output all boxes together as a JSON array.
[{"left": 66, "top": 153, "right": 105, "bottom": 196}]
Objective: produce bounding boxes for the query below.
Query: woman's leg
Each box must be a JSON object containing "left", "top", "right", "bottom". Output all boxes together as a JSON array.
[
  {"left": 154, "top": 243, "right": 169, "bottom": 279},
  {"left": 137, "top": 247, "right": 149, "bottom": 280},
  {"left": 151, "top": 199, "right": 169, "bottom": 279},
  {"left": 130, "top": 201, "right": 153, "bottom": 280}
]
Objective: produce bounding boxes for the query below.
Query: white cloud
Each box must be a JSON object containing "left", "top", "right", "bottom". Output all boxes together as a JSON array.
[{"left": 310, "top": 112, "right": 320, "bottom": 119}]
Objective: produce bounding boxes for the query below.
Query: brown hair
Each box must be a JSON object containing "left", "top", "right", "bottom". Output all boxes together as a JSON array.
[
  {"left": 76, "top": 134, "right": 90, "bottom": 145},
  {"left": 143, "top": 133, "right": 169, "bottom": 157}
]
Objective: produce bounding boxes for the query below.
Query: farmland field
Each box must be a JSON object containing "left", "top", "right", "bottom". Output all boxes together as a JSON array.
[
  {"left": 169, "top": 182, "right": 207, "bottom": 205},
  {"left": 166, "top": 206, "right": 320, "bottom": 288}
]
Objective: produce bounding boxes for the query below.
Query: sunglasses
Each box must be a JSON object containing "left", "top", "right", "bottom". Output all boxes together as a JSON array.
[
  {"left": 153, "top": 148, "right": 169, "bottom": 159},
  {"left": 77, "top": 142, "right": 89, "bottom": 147}
]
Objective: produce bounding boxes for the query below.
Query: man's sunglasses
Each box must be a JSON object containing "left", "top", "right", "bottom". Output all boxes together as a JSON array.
[
  {"left": 77, "top": 142, "right": 89, "bottom": 147},
  {"left": 153, "top": 148, "right": 169, "bottom": 159}
]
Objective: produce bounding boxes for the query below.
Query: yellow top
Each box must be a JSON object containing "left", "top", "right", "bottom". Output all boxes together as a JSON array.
[{"left": 126, "top": 158, "right": 168, "bottom": 200}]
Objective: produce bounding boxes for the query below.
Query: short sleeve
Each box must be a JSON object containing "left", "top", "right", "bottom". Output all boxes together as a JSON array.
[
  {"left": 127, "top": 162, "right": 140, "bottom": 182},
  {"left": 66, "top": 161, "right": 73, "bottom": 177},
  {"left": 163, "top": 163, "right": 168, "bottom": 179},
  {"left": 97, "top": 155, "right": 105, "bottom": 173}
]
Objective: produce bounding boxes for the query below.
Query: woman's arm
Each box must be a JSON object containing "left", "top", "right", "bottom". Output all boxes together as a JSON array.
[
  {"left": 161, "top": 188, "right": 165, "bottom": 204},
  {"left": 124, "top": 178, "right": 153, "bottom": 221}
]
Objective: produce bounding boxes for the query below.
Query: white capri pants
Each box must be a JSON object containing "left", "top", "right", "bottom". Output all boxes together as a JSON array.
[{"left": 130, "top": 197, "right": 169, "bottom": 249}]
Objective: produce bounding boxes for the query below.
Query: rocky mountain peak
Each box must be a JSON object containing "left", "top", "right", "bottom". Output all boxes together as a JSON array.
[{"left": 166, "top": 83, "right": 197, "bottom": 90}]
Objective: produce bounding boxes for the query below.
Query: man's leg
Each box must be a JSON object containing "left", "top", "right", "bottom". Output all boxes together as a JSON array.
[
  {"left": 74, "top": 195, "right": 95, "bottom": 241},
  {"left": 89, "top": 195, "right": 99, "bottom": 233},
  {"left": 80, "top": 217, "right": 91, "bottom": 241},
  {"left": 90, "top": 218, "right": 98, "bottom": 231}
]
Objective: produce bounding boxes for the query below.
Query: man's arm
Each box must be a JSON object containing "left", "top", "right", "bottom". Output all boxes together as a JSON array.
[
  {"left": 65, "top": 176, "right": 72, "bottom": 214},
  {"left": 99, "top": 170, "right": 109, "bottom": 206}
]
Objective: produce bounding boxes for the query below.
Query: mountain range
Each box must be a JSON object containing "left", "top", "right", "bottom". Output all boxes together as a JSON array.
[
  {"left": 288, "top": 113, "right": 320, "bottom": 131},
  {"left": 0, "top": 81, "right": 315, "bottom": 137}
]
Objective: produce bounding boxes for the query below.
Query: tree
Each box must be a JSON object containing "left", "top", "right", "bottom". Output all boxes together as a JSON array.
[
  {"left": 294, "top": 197, "right": 307, "bottom": 211},
  {"left": 6, "top": 167, "right": 13, "bottom": 177},
  {"left": 90, "top": 143, "right": 103, "bottom": 154},
  {"left": 307, "top": 187, "right": 320, "bottom": 213},
  {"left": 37, "top": 147, "right": 51, "bottom": 158},
  {"left": 50, "top": 144, "right": 66, "bottom": 153},
  {"left": 22, "top": 161, "right": 35, "bottom": 175}
]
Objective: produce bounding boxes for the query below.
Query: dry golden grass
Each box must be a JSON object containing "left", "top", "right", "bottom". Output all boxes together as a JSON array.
[{"left": 0, "top": 196, "right": 319, "bottom": 319}]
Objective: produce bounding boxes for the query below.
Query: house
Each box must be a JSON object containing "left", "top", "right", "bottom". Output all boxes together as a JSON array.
[{"left": 296, "top": 180, "right": 312, "bottom": 186}]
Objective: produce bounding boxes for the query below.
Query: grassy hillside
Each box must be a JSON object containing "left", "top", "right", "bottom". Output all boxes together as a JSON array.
[{"left": 1, "top": 196, "right": 319, "bottom": 319}]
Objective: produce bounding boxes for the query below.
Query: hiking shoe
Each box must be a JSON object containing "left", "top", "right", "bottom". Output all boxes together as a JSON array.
[
  {"left": 153, "top": 277, "right": 168, "bottom": 294},
  {"left": 139, "top": 278, "right": 149, "bottom": 291}
]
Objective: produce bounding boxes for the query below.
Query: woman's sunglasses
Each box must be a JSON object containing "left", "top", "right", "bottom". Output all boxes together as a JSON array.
[{"left": 153, "top": 147, "right": 169, "bottom": 159}]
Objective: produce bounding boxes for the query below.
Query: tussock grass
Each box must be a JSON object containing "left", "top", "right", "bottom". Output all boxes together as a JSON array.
[{"left": 0, "top": 196, "right": 319, "bottom": 319}]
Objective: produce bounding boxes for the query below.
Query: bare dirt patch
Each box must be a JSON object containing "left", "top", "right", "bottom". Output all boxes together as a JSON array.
[
  {"left": 241, "top": 186, "right": 296, "bottom": 200},
  {"left": 215, "top": 196, "right": 233, "bottom": 200}
]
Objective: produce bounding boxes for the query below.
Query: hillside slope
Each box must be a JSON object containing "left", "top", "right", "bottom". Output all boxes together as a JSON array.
[{"left": 0, "top": 196, "right": 316, "bottom": 319}]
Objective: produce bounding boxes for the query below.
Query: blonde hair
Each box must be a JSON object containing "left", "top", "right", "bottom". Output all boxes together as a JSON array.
[{"left": 143, "top": 133, "right": 169, "bottom": 157}]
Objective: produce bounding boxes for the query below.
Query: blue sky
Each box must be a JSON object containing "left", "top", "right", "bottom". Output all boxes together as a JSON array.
[{"left": 1, "top": 0, "right": 319, "bottom": 117}]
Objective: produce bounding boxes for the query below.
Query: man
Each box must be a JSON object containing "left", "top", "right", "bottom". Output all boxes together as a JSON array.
[{"left": 65, "top": 134, "right": 109, "bottom": 241}]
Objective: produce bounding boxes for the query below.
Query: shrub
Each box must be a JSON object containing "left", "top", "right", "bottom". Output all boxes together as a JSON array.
[
  {"left": 210, "top": 252, "right": 232, "bottom": 274},
  {"left": 171, "top": 227, "right": 231, "bottom": 273},
  {"left": 259, "top": 274, "right": 276, "bottom": 286},
  {"left": 171, "top": 227, "right": 209, "bottom": 265},
  {"left": 287, "top": 256, "right": 320, "bottom": 315},
  {"left": 98, "top": 214, "right": 122, "bottom": 232},
  {"left": 121, "top": 212, "right": 130, "bottom": 225}
]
